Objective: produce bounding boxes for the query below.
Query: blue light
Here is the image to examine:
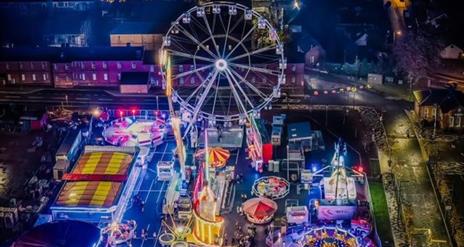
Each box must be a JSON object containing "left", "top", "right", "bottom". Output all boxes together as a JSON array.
[{"left": 311, "top": 163, "right": 319, "bottom": 172}]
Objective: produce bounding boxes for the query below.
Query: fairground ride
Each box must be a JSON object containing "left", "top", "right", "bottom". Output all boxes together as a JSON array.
[{"left": 160, "top": 1, "right": 286, "bottom": 180}]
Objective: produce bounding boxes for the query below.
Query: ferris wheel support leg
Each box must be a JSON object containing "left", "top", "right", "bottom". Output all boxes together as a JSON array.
[{"left": 183, "top": 70, "right": 219, "bottom": 139}]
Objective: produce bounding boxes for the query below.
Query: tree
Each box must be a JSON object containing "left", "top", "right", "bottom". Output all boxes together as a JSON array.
[{"left": 392, "top": 30, "right": 443, "bottom": 81}]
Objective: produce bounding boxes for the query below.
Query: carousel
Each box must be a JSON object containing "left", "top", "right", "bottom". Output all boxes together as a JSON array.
[
  {"left": 299, "top": 227, "right": 358, "bottom": 247},
  {"left": 194, "top": 147, "right": 230, "bottom": 169},
  {"left": 252, "top": 176, "right": 290, "bottom": 200},
  {"left": 102, "top": 116, "right": 166, "bottom": 147},
  {"left": 242, "top": 197, "right": 278, "bottom": 224},
  {"left": 101, "top": 220, "right": 137, "bottom": 247}
]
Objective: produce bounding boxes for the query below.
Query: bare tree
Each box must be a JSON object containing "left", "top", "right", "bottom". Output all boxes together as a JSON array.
[{"left": 392, "top": 30, "right": 443, "bottom": 80}]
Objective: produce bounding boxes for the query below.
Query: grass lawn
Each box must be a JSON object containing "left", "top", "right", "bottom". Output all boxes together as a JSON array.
[{"left": 369, "top": 180, "right": 394, "bottom": 245}]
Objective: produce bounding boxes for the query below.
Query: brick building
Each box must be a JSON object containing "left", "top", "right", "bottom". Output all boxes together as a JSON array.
[{"left": 413, "top": 88, "right": 464, "bottom": 129}]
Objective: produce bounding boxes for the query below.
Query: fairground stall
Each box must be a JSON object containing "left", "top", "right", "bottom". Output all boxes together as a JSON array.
[{"left": 50, "top": 146, "right": 140, "bottom": 223}]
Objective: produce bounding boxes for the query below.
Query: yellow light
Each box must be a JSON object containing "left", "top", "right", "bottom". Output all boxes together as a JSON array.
[
  {"left": 165, "top": 55, "right": 172, "bottom": 97},
  {"left": 92, "top": 108, "right": 101, "bottom": 118}
]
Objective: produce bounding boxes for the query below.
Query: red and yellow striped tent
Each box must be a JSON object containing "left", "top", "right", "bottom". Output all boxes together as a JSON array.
[
  {"left": 195, "top": 147, "right": 230, "bottom": 168},
  {"left": 56, "top": 151, "right": 133, "bottom": 208}
]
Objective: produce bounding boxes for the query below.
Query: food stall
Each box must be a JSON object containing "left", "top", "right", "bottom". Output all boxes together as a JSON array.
[{"left": 286, "top": 206, "right": 309, "bottom": 225}]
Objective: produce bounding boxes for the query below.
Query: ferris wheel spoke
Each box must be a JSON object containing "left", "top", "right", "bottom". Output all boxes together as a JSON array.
[
  {"left": 225, "top": 68, "right": 255, "bottom": 109},
  {"left": 211, "top": 73, "right": 221, "bottom": 115},
  {"left": 184, "top": 84, "right": 204, "bottom": 104},
  {"left": 192, "top": 71, "right": 218, "bottom": 117},
  {"left": 224, "top": 70, "right": 248, "bottom": 116},
  {"left": 173, "top": 64, "right": 214, "bottom": 80},
  {"left": 175, "top": 24, "right": 218, "bottom": 59},
  {"left": 228, "top": 63, "right": 280, "bottom": 76},
  {"left": 228, "top": 67, "right": 268, "bottom": 100},
  {"left": 221, "top": 14, "right": 232, "bottom": 57},
  {"left": 225, "top": 25, "right": 256, "bottom": 59},
  {"left": 190, "top": 17, "right": 210, "bottom": 38},
  {"left": 167, "top": 49, "right": 216, "bottom": 63},
  {"left": 184, "top": 70, "right": 219, "bottom": 136},
  {"left": 228, "top": 45, "right": 276, "bottom": 62},
  {"left": 201, "top": 15, "right": 221, "bottom": 57}
]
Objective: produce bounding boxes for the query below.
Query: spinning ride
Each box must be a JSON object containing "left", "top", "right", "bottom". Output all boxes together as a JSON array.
[
  {"left": 102, "top": 117, "right": 166, "bottom": 147},
  {"left": 252, "top": 176, "right": 290, "bottom": 200},
  {"left": 242, "top": 197, "right": 278, "bottom": 224},
  {"left": 300, "top": 227, "right": 359, "bottom": 247}
]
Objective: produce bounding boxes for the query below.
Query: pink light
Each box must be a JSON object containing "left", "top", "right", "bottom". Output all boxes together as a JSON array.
[{"left": 119, "top": 110, "right": 124, "bottom": 117}]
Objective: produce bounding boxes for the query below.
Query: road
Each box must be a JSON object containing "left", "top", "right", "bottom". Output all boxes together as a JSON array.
[{"left": 122, "top": 140, "right": 174, "bottom": 247}]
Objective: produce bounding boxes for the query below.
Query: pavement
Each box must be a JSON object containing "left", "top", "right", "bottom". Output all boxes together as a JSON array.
[{"left": 378, "top": 107, "right": 451, "bottom": 246}]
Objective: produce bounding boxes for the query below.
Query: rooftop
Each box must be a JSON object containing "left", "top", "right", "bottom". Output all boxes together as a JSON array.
[
  {"left": 413, "top": 88, "right": 464, "bottom": 113},
  {"left": 54, "top": 151, "right": 134, "bottom": 208},
  {"left": 287, "top": 122, "right": 312, "bottom": 141},
  {"left": 0, "top": 46, "right": 145, "bottom": 62},
  {"left": 120, "top": 72, "right": 149, "bottom": 85}
]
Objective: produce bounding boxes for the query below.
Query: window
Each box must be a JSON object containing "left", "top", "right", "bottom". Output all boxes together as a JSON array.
[
  {"left": 30, "top": 63, "right": 34, "bottom": 69},
  {"left": 43, "top": 74, "right": 47, "bottom": 81},
  {"left": 5, "top": 63, "right": 9, "bottom": 70},
  {"left": 7, "top": 74, "right": 11, "bottom": 81},
  {"left": 54, "top": 64, "right": 57, "bottom": 70},
  {"left": 179, "top": 65, "right": 183, "bottom": 72},
  {"left": 131, "top": 63, "right": 136, "bottom": 69},
  {"left": 191, "top": 77, "right": 195, "bottom": 84},
  {"left": 180, "top": 78, "right": 184, "bottom": 85},
  {"left": 456, "top": 116, "right": 462, "bottom": 127},
  {"left": 41, "top": 62, "right": 46, "bottom": 69},
  {"left": 449, "top": 116, "right": 454, "bottom": 127},
  {"left": 32, "top": 74, "right": 36, "bottom": 81},
  {"left": 104, "top": 73, "right": 108, "bottom": 81},
  {"left": 91, "top": 62, "right": 95, "bottom": 69},
  {"left": 102, "top": 62, "right": 107, "bottom": 69},
  {"left": 117, "top": 62, "right": 122, "bottom": 69},
  {"left": 118, "top": 73, "right": 121, "bottom": 80},
  {"left": 19, "top": 63, "right": 23, "bottom": 69},
  {"left": 82, "top": 73, "right": 86, "bottom": 80},
  {"left": 150, "top": 65, "right": 155, "bottom": 72},
  {"left": 80, "top": 62, "right": 84, "bottom": 69},
  {"left": 292, "top": 76, "right": 296, "bottom": 83},
  {"left": 21, "top": 74, "right": 25, "bottom": 81},
  {"left": 65, "top": 64, "right": 69, "bottom": 70},
  {"left": 292, "top": 65, "right": 296, "bottom": 72},
  {"left": 92, "top": 73, "right": 97, "bottom": 81}
]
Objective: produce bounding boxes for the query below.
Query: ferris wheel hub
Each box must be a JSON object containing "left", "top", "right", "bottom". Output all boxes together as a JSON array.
[{"left": 215, "top": 59, "right": 228, "bottom": 71}]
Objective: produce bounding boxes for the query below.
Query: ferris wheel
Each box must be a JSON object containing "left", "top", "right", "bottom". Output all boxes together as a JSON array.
[{"left": 161, "top": 1, "right": 286, "bottom": 126}]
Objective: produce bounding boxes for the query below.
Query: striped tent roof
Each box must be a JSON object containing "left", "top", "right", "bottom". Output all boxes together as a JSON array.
[
  {"left": 55, "top": 181, "right": 122, "bottom": 208},
  {"left": 71, "top": 152, "right": 133, "bottom": 175},
  {"left": 55, "top": 151, "right": 133, "bottom": 208}
]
